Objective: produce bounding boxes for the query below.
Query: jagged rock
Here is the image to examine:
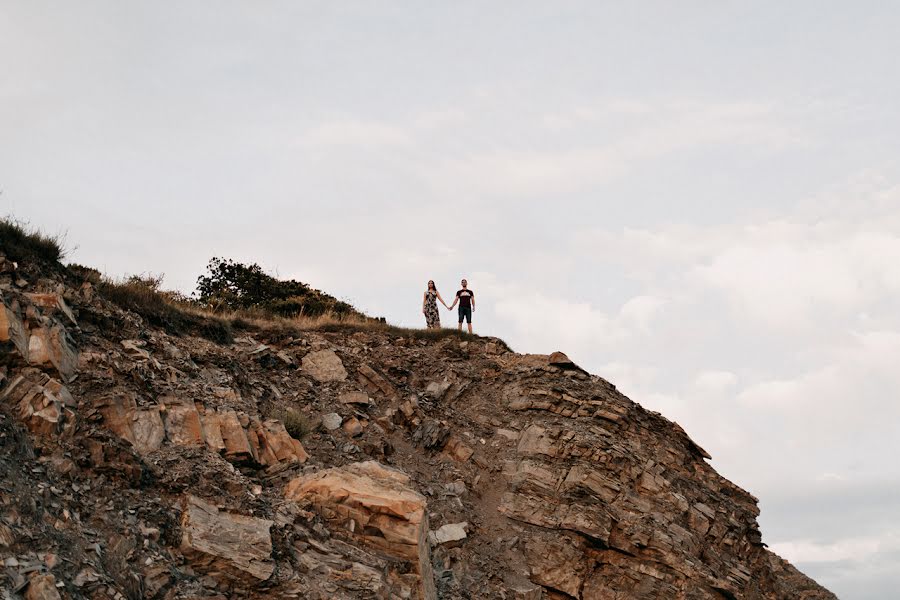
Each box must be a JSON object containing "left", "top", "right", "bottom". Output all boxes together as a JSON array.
[
  {"left": 428, "top": 522, "right": 467, "bottom": 547},
  {"left": 285, "top": 461, "right": 436, "bottom": 600},
  {"left": 180, "top": 495, "right": 275, "bottom": 581},
  {"left": 524, "top": 535, "right": 587, "bottom": 598},
  {"left": 340, "top": 391, "right": 372, "bottom": 406},
  {"left": 0, "top": 246, "right": 836, "bottom": 600},
  {"left": 357, "top": 364, "right": 397, "bottom": 398},
  {"left": 1, "top": 370, "right": 74, "bottom": 436},
  {"left": 100, "top": 396, "right": 166, "bottom": 455},
  {"left": 247, "top": 417, "right": 309, "bottom": 466},
  {"left": 425, "top": 379, "right": 451, "bottom": 400},
  {"left": 322, "top": 412, "right": 342, "bottom": 431},
  {"left": 24, "top": 574, "right": 62, "bottom": 600},
  {"left": 343, "top": 416, "right": 364, "bottom": 437},
  {"left": 301, "top": 349, "right": 347, "bottom": 382},
  {"left": 443, "top": 435, "right": 474, "bottom": 462},
  {"left": 163, "top": 402, "right": 205, "bottom": 446},
  {"left": 24, "top": 292, "right": 77, "bottom": 325},
  {"left": 26, "top": 321, "right": 78, "bottom": 380},
  {"left": 202, "top": 409, "right": 254, "bottom": 461},
  {"left": 0, "top": 522, "right": 14, "bottom": 546},
  {"left": 412, "top": 419, "right": 451, "bottom": 449},
  {"left": 121, "top": 339, "right": 151, "bottom": 360},
  {"left": 0, "top": 301, "right": 28, "bottom": 355},
  {"left": 548, "top": 351, "right": 576, "bottom": 368}
]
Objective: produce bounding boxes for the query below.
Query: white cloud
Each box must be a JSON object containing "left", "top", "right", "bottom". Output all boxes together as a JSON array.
[
  {"left": 693, "top": 370, "right": 738, "bottom": 393},
  {"left": 771, "top": 532, "right": 900, "bottom": 564},
  {"left": 300, "top": 118, "right": 412, "bottom": 148}
]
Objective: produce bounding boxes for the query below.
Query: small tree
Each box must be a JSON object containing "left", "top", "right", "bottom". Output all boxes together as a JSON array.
[{"left": 194, "top": 257, "right": 360, "bottom": 318}]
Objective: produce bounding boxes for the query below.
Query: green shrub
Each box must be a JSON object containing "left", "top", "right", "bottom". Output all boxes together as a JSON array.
[{"left": 194, "top": 257, "right": 370, "bottom": 320}]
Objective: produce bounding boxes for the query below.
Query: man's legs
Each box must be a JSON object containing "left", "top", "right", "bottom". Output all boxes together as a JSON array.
[{"left": 458, "top": 307, "right": 472, "bottom": 334}]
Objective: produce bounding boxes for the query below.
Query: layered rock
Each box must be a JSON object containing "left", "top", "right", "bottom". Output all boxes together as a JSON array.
[
  {"left": 99, "top": 394, "right": 308, "bottom": 467},
  {"left": 180, "top": 495, "right": 275, "bottom": 581},
  {"left": 285, "top": 461, "right": 436, "bottom": 600},
  {"left": 0, "top": 248, "right": 836, "bottom": 600}
]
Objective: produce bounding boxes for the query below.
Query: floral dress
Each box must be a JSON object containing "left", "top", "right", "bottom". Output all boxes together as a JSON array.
[{"left": 424, "top": 290, "right": 441, "bottom": 328}]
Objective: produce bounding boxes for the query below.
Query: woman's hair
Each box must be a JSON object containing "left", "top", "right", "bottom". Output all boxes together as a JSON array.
[{"left": 428, "top": 280, "right": 436, "bottom": 291}]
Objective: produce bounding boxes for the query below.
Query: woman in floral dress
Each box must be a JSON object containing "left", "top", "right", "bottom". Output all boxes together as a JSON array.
[{"left": 422, "top": 280, "right": 449, "bottom": 328}]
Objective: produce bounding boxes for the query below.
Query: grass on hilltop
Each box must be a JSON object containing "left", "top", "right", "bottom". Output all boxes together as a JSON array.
[
  {"left": 2, "top": 217, "right": 507, "bottom": 347},
  {"left": 98, "top": 274, "right": 500, "bottom": 347},
  {"left": 0, "top": 218, "right": 66, "bottom": 264}
]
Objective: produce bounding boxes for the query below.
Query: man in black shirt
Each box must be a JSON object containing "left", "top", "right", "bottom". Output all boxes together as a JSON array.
[{"left": 449, "top": 278, "right": 475, "bottom": 334}]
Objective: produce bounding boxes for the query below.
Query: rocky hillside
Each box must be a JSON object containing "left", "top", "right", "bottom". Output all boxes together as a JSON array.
[{"left": 0, "top": 246, "right": 835, "bottom": 599}]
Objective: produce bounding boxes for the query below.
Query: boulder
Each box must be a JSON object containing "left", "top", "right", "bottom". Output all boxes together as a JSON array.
[
  {"left": 0, "top": 302, "right": 28, "bottom": 355},
  {"left": 180, "top": 495, "right": 275, "bottom": 581},
  {"left": 301, "top": 349, "right": 348, "bottom": 382},
  {"left": 285, "top": 461, "right": 436, "bottom": 600},
  {"left": 164, "top": 403, "right": 205, "bottom": 446},
  {"left": 0, "top": 370, "right": 74, "bottom": 437},
  {"left": 524, "top": 535, "right": 588, "bottom": 598},
  {"left": 26, "top": 322, "right": 78, "bottom": 380}
]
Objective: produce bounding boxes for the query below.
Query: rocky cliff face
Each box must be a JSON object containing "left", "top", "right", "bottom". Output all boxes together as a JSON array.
[{"left": 0, "top": 253, "right": 835, "bottom": 600}]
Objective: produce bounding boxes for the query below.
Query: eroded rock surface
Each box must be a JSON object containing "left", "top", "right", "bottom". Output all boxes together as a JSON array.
[
  {"left": 180, "top": 495, "right": 275, "bottom": 581},
  {"left": 0, "top": 251, "right": 835, "bottom": 599},
  {"left": 285, "top": 460, "right": 436, "bottom": 600}
]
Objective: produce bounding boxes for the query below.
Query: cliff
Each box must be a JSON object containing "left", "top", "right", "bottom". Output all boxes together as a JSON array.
[{"left": 0, "top": 243, "right": 835, "bottom": 599}]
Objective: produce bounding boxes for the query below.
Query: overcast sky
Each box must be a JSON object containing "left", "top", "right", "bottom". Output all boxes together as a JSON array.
[{"left": 3, "top": 2, "right": 899, "bottom": 596}]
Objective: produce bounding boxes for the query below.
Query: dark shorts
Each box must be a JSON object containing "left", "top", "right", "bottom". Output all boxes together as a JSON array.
[{"left": 458, "top": 306, "right": 472, "bottom": 323}]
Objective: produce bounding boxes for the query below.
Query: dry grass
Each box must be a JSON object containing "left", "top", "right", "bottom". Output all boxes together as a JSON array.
[
  {"left": 276, "top": 409, "right": 314, "bottom": 440},
  {"left": 98, "top": 272, "right": 508, "bottom": 348},
  {"left": 98, "top": 276, "right": 234, "bottom": 344},
  {"left": 0, "top": 218, "right": 65, "bottom": 264}
]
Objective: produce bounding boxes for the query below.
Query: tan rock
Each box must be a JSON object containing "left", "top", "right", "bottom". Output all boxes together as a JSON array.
[
  {"left": 25, "top": 292, "right": 77, "bottom": 325},
  {"left": 428, "top": 522, "right": 468, "bottom": 547},
  {"left": 517, "top": 425, "right": 557, "bottom": 457},
  {"left": 443, "top": 435, "right": 474, "bottom": 462},
  {"left": 524, "top": 535, "right": 587, "bottom": 598},
  {"left": 285, "top": 461, "right": 436, "bottom": 600},
  {"left": 340, "top": 391, "right": 371, "bottom": 406},
  {"left": 99, "top": 396, "right": 165, "bottom": 455},
  {"left": 357, "top": 363, "right": 397, "bottom": 397},
  {"left": 343, "top": 416, "right": 364, "bottom": 437},
  {"left": 0, "top": 302, "right": 28, "bottom": 355},
  {"left": 199, "top": 410, "right": 226, "bottom": 453},
  {"left": 131, "top": 407, "right": 166, "bottom": 455},
  {"left": 259, "top": 419, "right": 309, "bottom": 464},
  {"left": 164, "top": 403, "right": 205, "bottom": 446},
  {"left": 24, "top": 574, "right": 62, "bottom": 600},
  {"left": 26, "top": 322, "right": 78, "bottom": 380},
  {"left": 180, "top": 495, "right": 274, "bottom": 581},
  {"left": 301, "top": 349, "right": 348, "bottom": 382},
  {"left": 0, "top": 371, "right": 72, "bottom": 436},
  {"left": 217, "top": 410, "right": 255, "bottom": 462},
  {"left": 121, "top": 339, "right": 151, "bottom": 359},
  {"left": 548, "top": 351, "right": 576, "bottom": 368}
]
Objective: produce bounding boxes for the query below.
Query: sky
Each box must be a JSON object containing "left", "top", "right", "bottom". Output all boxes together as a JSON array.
[{"left": 2, "top": 2, "right": 899, "bottom": 597}]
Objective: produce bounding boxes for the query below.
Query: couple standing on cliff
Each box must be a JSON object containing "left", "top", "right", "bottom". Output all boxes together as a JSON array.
[{"left": 422, "top": 278, "right": 474, "bottom": 334}]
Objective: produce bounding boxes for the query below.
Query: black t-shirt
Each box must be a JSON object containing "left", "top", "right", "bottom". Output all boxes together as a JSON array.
[{"left": 456, "top": 289, "right": 474, "bottom": 309}]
